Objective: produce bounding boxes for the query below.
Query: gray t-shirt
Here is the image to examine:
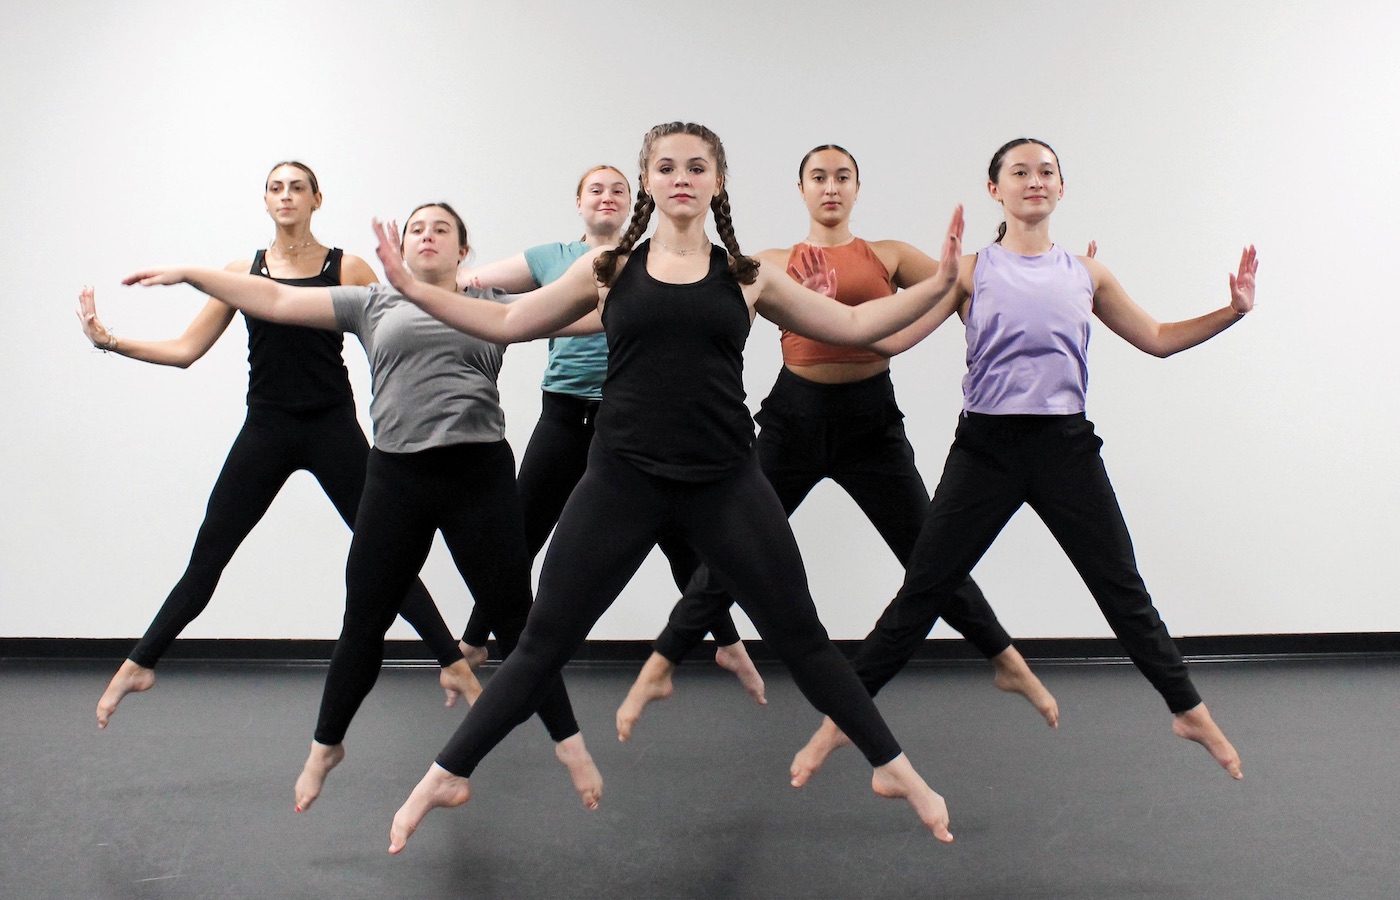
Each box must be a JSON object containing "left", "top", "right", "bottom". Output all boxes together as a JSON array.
[{"left": 331, "top": 283, "right": 510, "bottom": 453}]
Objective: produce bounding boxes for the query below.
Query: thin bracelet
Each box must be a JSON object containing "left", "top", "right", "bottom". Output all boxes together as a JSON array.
[{"left": 100, "top": 331, "right": 118, "bottom": 353}]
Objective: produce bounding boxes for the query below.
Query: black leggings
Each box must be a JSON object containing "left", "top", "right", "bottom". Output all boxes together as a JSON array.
[
  {"left": 313, "top": 441, "right": 578, "bottom": 746},
  {"left": 460, "top": 391, "right": 737, "bottom": 648},
  {"left": 854, "top": 413, "right": 1201, "bottom": 712},
  {"left": 127, "top": 405, "right": 460, "bottom": 670},
  {"left": 435, "top": 442, "right": 902, "bottom": 775},
  {"left": 655, "top": 369, "right": 1012, "bottom": 663}
]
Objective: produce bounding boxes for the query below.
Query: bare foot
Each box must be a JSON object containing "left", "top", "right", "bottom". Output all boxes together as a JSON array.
[
  {"left": 293, "top": 741, "right": 346, "bottom": 812},
  {"left": 990, "top": 646, "right": 1060, "bottom": 728},
  {"left": 871, "top": 753, "right": 955, "bottom": 842},
  {"left": 790, "top": 716, "right": 852, "bottom": 788},
  {"left": 96, "top": 659, "right": 156, "bottom": 729},
  {"left": 389, "top": 763, "right": 471, "bottom": 854},
  {"left": 615, "top": 652, "right": 675, "bottom": 742},
  {"left": 714, "top": 642, "right": 767, "bottom": 706},
  {"left": 458, "top": 640, "right": 489, "bottom": 671},
  {"left": 440, "top": 659, "right": 483, "bottom": 709},
  {"left": 1172, "top": 702, "right": 1243, "bottom": 780},
  {"left": 555, "top": 733, "right": 603, "bottom": 810}
]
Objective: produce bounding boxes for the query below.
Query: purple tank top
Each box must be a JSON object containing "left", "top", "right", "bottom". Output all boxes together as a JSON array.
[{"left": 962, "top": 242, "right": 1093, "bottom": 415}]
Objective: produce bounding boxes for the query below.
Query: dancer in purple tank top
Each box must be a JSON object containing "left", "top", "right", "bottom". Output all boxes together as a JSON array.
[{"left": 791, "top": 138, "right": 1257, "bottom": 788}]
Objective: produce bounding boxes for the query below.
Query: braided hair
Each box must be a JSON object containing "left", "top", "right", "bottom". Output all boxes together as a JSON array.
[{"left": 593, "top": 122, "right": 758, "bottom": 286}]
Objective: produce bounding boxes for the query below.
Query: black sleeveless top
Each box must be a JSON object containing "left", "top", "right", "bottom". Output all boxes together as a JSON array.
[
  {"left": 595, "top": 240, "right": 754, "bottom": 481},
  {"left": 245, "top": 248, "right": 355, "bottom": 412}
]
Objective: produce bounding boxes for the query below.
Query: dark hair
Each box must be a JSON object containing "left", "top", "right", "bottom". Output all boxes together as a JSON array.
[
  {"left": 575, "top": 164, "right": 631, "bottom": 199},
  {"left": 403, "top": 202, "right": 470, "bottom": 251},
  {"left": 988, "top": 138, "right": 1061, "bottom": 243},
  {"left": 594, "top": 122, "right": 759, "bottom": 287},
  {"left": 798, "top": 144, "right": 860, "bottom": 184},
  {"left": 265, "top": 160, "right": 320, "bottom": 196}
]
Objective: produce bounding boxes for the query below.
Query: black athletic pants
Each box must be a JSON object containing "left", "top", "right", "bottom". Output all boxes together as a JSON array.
[
  {"left": 853, "top": 412, "right": 1201, "bottom": 712},
  {"left": 128, "top": 405, "right": 460, "bottom": 670},
  {"left": 313, "top": 441, "right": 578, "bottom": 746},
  {"left": 435, "top": 441, "right": 902, "bottom": 775},
  {"left": 461, "top": 390, "right": 737, "bottom": 648},
  {"left": 655, "top": 369, "right": 1012, "bottom": 663}
]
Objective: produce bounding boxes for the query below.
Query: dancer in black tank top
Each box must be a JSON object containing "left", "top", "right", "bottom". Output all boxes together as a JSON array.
[
  {"left": 370, "top": 123, "right": 971, "bottom": 853},
  {"left": 79, "top": 162, "right": 476, "bottom": 731},
  {"left": 454, "top": 167, "right": 759, "bottom": 696}
]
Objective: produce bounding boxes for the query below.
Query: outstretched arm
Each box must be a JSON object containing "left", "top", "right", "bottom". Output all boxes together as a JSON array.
[
  {"left": 122, "top": 266, "right": 338, "bottom": 330},
  {"left": 457, "top": 252, "right": 539, "bottom": 293},
  {"left": 372, "top": 219, "right": 601, "bottom": 344},
  {"left": 1089, "top": 245, "right": 1257, "bottom": 358},
  {"left": 77, "top": 286, "right": 236, "bottom": 368},
  {"left": 756, "top": 206, "right": 964, "bottom": 347}
]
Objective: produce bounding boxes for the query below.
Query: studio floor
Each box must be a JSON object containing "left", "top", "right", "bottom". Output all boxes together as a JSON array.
[{"left": 2, "top": 655, "right": 1396, "bottom": 899}]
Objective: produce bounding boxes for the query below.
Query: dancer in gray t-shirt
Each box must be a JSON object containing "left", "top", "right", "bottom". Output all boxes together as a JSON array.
[{"left": 124, "top": 202, "right": 603, "bottom": 816}]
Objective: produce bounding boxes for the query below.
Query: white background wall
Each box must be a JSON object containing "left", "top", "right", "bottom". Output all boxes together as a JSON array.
[{"left": 3, "top": 0, "right": 1396, "bottom": 643}]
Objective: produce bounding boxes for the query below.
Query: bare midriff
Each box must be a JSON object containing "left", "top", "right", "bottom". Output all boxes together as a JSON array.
[{"left": 785, "top": 358, "right": 891, "bottom": 384}]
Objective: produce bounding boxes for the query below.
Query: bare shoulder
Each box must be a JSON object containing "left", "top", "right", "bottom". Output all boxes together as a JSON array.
[
  {"left": 866, "top": 237, "right": 917, "bottom": 261},
  {"left": 224, "top": 258, "right": 253, "bottom": 273},
  {"left": 340, "top": 253, "right": 380, "bottom": 286},
  {"left": 756, "top": 246, "right": 792, "bottom": 268},
  {"left": 956, "top": 253, "right": 978, "bottom": 296},
  {"left": 869, "top": 238, "right": 933, "bottom": 283}
]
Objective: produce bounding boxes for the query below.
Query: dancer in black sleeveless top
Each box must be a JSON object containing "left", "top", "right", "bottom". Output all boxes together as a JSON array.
[
  {"left": 80, "top": 162, "right": 475, "bottom": 730},
  {"left": 373, "top": 123, "right": 974, "bottom": 853}
]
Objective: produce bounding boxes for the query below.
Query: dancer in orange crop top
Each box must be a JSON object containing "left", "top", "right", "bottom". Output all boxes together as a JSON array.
[{"left": 616, "top": 145, "right": 1060, "bottom": 751}]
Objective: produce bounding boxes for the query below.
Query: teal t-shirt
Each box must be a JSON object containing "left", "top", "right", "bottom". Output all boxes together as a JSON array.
[{"left": 525, "top": 241, "right": 608, "bottom": 399}]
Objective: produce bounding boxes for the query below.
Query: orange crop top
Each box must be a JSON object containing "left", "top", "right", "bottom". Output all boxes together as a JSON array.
[{"left": 779, "top": 238, "right": 892, "bottom": 367}]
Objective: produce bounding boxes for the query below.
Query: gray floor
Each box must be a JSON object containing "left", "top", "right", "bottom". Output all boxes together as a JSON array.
[{"left": 2, "top": 656, "right": 1397, "bottom": 899}]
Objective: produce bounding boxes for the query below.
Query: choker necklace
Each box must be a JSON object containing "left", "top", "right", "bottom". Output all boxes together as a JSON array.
[
  {"left": 654, "top": 237, "right": 710, "bottom": 256},
  {"left": 270, "top": 238, "right": 319, "bottom": 254}
]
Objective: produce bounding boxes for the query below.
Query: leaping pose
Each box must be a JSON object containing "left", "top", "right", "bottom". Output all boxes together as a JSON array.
[
  {"left": 122, "top": 202, "right": 602, "bottom": 815},
  {"left": 373, "top": 122, "right": 969, "bottom": 853},
  {"left": 452, "top": 165, "right": 763, "bottom": 705},
  {"left": 617, "top": 144, "right": 1059, "bottom": 742},
  {"left": 81, "top": 162, "right": 476, "bottom": 730},
  {"left": 790, "top": 138, "right": 1253, "bottom": 786}
]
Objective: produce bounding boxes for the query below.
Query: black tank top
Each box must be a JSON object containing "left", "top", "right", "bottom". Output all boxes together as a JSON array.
[
  {"left": 595, "top": 240, "right": 754, "bottom": 481},
  {"left": 245, "top": 248, "right": 355, "bottom": 411}
]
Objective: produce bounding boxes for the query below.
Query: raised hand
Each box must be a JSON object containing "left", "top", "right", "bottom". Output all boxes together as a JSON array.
[
  {"left": 935, "top": 205, "right": 965, "bottom": 288},
  {"left": 76, "top": 286, "right": 115, "bottom": 349},
  {"left": 371, "top": 218, "right": 417, "bottom": 295},
  {"left": 787, "top": 245, "right": 837, "bottom": 298},
  {"left": 1228, "top": 245, "right": 1258, "bottom": 315},
  {"left": 1086, "top": 240, "right": 1097, "bottom": 258}
]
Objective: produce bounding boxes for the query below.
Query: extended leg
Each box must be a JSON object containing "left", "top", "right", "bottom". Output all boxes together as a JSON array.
[
  {"left": 101, "top": 413, "right": 292, "bottom": 728},
  {"left": 298, "top": 450, "right": 440, "bottom": 811},
  {"left": 1028, "top": 417, "right": 1239, "bottom": 778},
  {"left": 836, "top": 416, "right": 1056, "bottom": 726},
  {"left": 306, "top": 408, "right": 474, "bottom": 706},
  {"left": 389, "top": 449, "right": 666, "bottom": 850}
]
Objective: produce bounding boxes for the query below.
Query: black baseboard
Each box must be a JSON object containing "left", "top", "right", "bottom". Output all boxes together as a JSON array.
[{"left": 2, "top": 633, "right": 1397, "bottom": 665}]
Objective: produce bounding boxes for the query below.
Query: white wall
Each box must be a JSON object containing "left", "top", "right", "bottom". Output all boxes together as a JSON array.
[{"left": 3, "top": 0, "right": 1396, "bottom": 642}]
